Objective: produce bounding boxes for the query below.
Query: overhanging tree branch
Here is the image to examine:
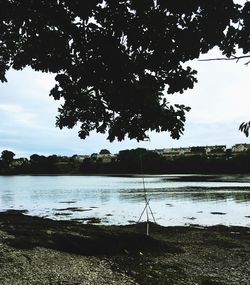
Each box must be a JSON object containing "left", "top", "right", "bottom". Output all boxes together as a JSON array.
[
  {"left": 0, "top": 0, "right": 249, "bottom": 141},
  {"left": 239, "top": 121, "right": 250, "bottom": 137},
  {"left": 199, "top": 55, "right": 250, "bottom": 65}
]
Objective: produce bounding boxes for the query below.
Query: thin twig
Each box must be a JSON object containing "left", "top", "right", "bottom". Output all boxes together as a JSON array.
[
  {"left": 199, "top": 55, "right": 250, "bottom": 62},
  {"left": 245, "top": 60, "right": 250, "bottom": 66}
]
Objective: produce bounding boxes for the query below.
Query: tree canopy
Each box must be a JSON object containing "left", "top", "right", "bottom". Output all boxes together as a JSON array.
[
  {"left": 0, "top": 0, "right": 249, "bottom": 141},
  {"left": 1, "top": 150, "right": 15, "bottom": 164}
]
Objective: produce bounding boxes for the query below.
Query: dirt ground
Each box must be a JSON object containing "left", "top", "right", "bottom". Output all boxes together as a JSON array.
[{"left": 0, "top": 211, "right": 249, "bottom": 285}]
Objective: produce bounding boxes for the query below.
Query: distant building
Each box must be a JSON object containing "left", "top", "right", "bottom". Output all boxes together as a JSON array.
[
  {"left": 12, "top": 158, "right": 29, "bottom": 166},
  {"left": 96, "top": 153, "right": 117, "bottom": 163},
  {"left": 205, "top": 145, "right": 226, "bottom": 158},
  {"left": 74, "top": 155, "right": 90, "bottom": 162},
  {"left": 154, "top": 149, "right": 165, "bottom": 156},
  {"left": 162, "top": 148, "right": 181, "bottom": 158},
  {"left": 153, "top": 145, "right": 226, "bottom": 159},
  {"left": 232, "top": 144, "right": 250, "bottom": 156},
  {"left": 154, "top": 147, "right": 193, "bottom": 159},
  {"left": 179, "top": 147, "right": 192, "bottom": 156}
]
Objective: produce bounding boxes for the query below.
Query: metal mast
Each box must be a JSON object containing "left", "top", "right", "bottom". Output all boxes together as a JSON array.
[{"left": 137, "top": 156, "right": 156, "bottom": 236}]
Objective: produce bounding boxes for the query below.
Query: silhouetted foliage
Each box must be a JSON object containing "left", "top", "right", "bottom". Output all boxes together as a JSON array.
[
  {"left": 2, "top": 147, "right": 250, "bottom": 175},
  {"left": 191, "top": 147, "right": 206, "bottom": 155},
  {"left": 99, "top": 149, "right": 111, "bottom": 155},
  {"left": 117, "top": 148, "right": 166, "bottom": 173},
  {"left": 1, "top": 150, "right": 15, "bottom": 165},
  {"left": 239, "top": 121, "right": 250, "bottom": 137},
  {"left": 118, "top": 148, "right": 147, "bottom": 173},
  {"left": 29, "top": 154, "right": 60, "bottom": 174},
  {"left": 0, "top": 1, "right": 249, "bottom": 141}
]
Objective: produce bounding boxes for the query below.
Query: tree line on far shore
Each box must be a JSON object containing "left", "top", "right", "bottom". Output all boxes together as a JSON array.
[{"left": 1, "top": 148, "right": 250, "bottom": 175}]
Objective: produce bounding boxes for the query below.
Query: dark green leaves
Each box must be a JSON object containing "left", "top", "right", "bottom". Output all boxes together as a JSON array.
[
  {"left": 239, "top": 122, "right": 250, "bottom": 137},
  {"left": 0, "top": 0, "right": 248, "bottom": 141}
]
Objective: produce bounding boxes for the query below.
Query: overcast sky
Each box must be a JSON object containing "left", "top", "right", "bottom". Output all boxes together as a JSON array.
[{"left": 0, "top": 44, "right": 249, "bottom": 158}]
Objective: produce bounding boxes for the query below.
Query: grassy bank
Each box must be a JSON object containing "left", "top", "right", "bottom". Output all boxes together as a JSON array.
[{"left": 0, "top": 211, "right": 249, "bottom": 285}]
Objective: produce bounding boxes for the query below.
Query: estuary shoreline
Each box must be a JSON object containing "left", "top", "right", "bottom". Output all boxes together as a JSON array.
[{"left": 0, "top": 212, "right": 249, "bottom": 285}]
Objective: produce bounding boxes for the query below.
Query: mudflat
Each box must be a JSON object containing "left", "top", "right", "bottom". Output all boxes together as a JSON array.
[{"left": 0, "top": 211, "right": 249, "bottom": 285}]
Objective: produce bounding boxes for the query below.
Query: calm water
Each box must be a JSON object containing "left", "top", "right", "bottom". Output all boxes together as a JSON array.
[{"left": 0, "top": 175, "right": 250, "bottom": 227}]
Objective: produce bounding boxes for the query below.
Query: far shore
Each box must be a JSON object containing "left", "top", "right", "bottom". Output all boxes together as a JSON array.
[{"left": 3, "top": 171, "right": 250, "bottom": 177}]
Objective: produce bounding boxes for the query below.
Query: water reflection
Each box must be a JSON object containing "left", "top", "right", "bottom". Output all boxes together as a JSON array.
[
  {"left": 0, "top": 175, "right": 249, "bottom": 227},
  {"left": 119, "top": 187, "right": 250, "bottom": 203},
  {"left": 0, "top": 193, "right": 14, "bottom": 205},
  {"left": 161, "top": 174, "right": 250, "bottom": 183}
]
